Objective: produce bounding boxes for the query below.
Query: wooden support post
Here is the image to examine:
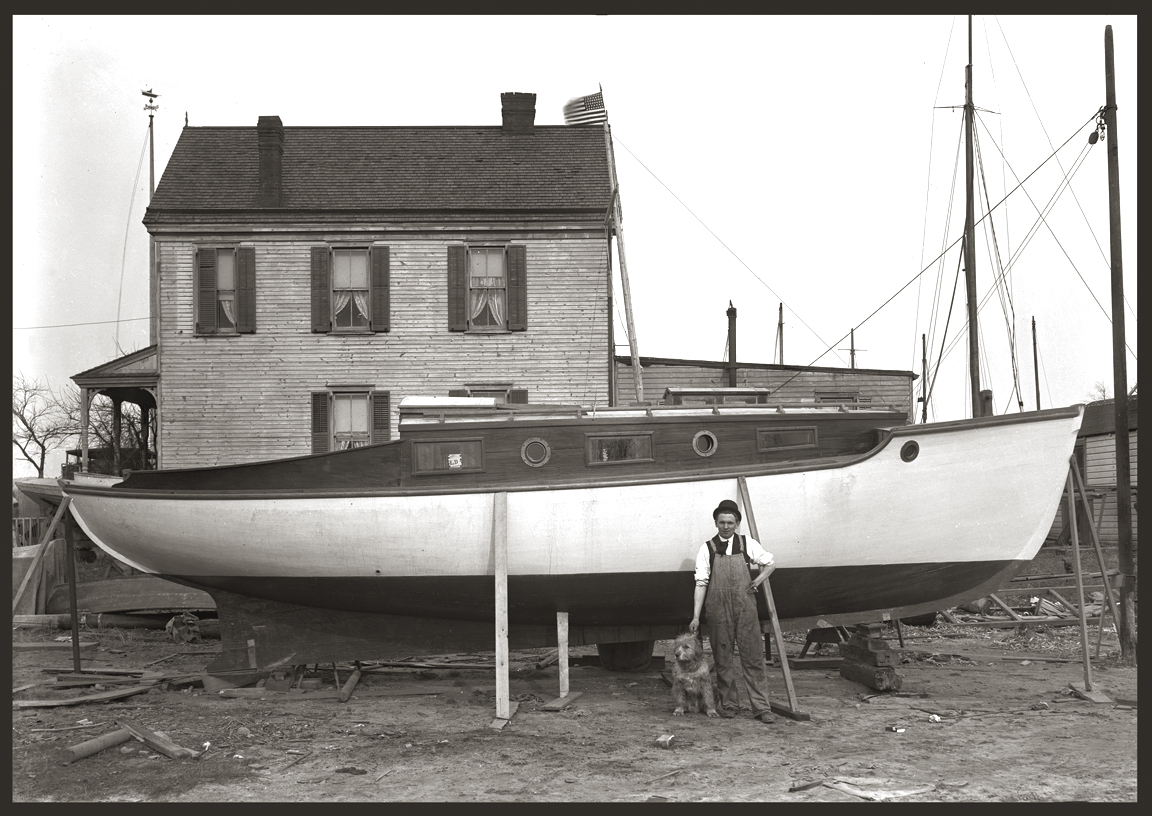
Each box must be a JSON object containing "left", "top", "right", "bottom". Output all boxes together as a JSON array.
[
  {"left": 737, "top": 477, "right": 809, "bottom": 721},
  {"left": 1068, "top": 461, "right": 1123, "bottom": 634},
  {"left": 63, "top": 514, "right": 82, "bottom": 673},
  {"left": 491, "top": 492, "right": 512, "bottom": 727},
  {"left": 1065, "top": 470, "right": 1093, "bottom": 691},
  {"left": 557, "top": 611, "right": 569, "bottom": 698},
  {"left": 540, "top": 610, "right": 583, "bottom": 711},
  {"left": 12, "top": 497, "right": 71, "bottom": 615}
]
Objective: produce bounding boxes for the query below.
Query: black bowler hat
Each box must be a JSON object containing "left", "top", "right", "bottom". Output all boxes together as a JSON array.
[{"left": 712, "top": 499, "right": 741, "bottom": 523}]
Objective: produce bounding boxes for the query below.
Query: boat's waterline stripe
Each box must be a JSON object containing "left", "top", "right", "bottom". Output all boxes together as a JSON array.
[{"left": 157, "top": 559, "right": 1024, "bottom": 625}]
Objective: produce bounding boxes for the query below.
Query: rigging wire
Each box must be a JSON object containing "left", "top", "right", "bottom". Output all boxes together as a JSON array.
[
  {"left": 922, "top": 249, "right": 965, "bottom": 413},
  {"left": 611, "top": 135, "right": 846, "bottom": 365},
  {"left": 13, "top": 316, "right": 151, "bottom": 331},
  {"left": 912, "top": 16, "right": 959, "bottom": 375},
  {"left": 116, "top": 127, "right": 150, "bottom": 357},
  {"left": 994, "top": 16, "right": 1137, "bottom": 327},
  {"left": 772, "top": 108, "right": 1100, "bottom": 401},
  {"left": 972, "top": 112, "right": 1136, "bottom": 361}
]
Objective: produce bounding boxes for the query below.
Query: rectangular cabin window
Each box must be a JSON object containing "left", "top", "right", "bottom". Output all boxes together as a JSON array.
[
  {"left": 814, "top": 391, "right": 871, "bottom": 405},
  {"left": 585, "top": 433, "right": 655, "bottom": 466},
  {"left": 756, "top": 427, "right": 818, "bottom": 452},
  {"left": 412, "top": 439, "right": 484, "bottom": 475},
  {"left": 332, "top": 249, "right": 370, "bottom": 331}
]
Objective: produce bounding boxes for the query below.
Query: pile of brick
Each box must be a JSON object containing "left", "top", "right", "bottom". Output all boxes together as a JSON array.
[{"left": 838, "top": 622, "right": 902, "bottom": 691}]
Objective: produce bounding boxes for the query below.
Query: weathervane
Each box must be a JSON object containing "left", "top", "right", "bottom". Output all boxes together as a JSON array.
[{"left": 142, "top": 88, "right": 159, "bottom": 115}]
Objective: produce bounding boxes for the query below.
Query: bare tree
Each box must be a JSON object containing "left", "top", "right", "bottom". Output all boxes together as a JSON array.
[
  {"left": 12, "top": 373, "right": 79, "bottom": 477},
  {"left": 1086, "top": 381, "right": 1110, "bottom": 402}
]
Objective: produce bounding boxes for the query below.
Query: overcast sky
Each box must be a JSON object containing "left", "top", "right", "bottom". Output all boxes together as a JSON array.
[{"left": 13, "top": 15, "right": 1138, "bottom": 478}]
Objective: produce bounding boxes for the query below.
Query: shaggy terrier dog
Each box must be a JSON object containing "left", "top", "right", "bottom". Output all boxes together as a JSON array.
[{"left": 671, "top": 633, "right": 718, "bottom": 717}]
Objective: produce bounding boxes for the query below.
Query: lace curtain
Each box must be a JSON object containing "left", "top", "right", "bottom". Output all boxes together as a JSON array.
[{"left": 469, "top": 289, "right": 505, "bottom": 326}]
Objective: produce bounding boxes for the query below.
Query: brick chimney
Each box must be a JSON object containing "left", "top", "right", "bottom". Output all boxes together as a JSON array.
[
  {"left": 501, "top": 93, "right": 536, "bottom": 135},
  {"left": 257, "top": 115, "right": 284, "bottom": 207}
]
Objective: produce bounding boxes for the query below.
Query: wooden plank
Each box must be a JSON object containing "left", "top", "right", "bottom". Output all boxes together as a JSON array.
[
  {"left": 488, "top": 700, "right": 519, "bottom": 730},
  {"left": 738, "top": 476, "right": 809, "bottom": 722},
  {"left": 13, "top": 683, "right": 159, "bottom": 708},
  {"left": 13, "top": 641, "right": 98, "bottom": 652},
  {"left": 540, "top": 691, "right": 583, "bottom": 711},
  {"left": 11, "top": 497, "right": 70, "bottom": 615},
  {"left": 987, "top": 594, "right": 1023, "bottom": 621},
  {"left": 493, "top": 492, "right": 510, "bottom": 722},
  {"left": 115, "top": 717, "right": 202, "bottom": 759},
  {"left": 557, "top": 611, "right": 570, "bottom": 699}
]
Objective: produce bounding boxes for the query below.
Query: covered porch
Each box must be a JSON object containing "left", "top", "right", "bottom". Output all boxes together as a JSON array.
[{"left": 70, "top": 345, "right": 159, "bottom": 477}]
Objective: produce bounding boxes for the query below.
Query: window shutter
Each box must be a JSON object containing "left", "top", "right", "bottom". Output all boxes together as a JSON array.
[
  {"left": 447, "top": 245, "right": 467, "bottom": 331},
  {"left": 371, "top": 390, "right": 390, "bottom": 443},
  {"left": 196, "top": 248, "right": 217, "bottom": 334},
  {"left": 236, "top": 247, "right": 256, "bottom": 333},
  {"left": 507, "top": 245, "right": 527, "bottom": 331},
  {"left": 311, "top": 247, "right": 330, "bottom": 333},
  {"left": 448, "top": 389, "right": 470, "bottom": 397},
  {"left": 508, "top": 389, "right": 529, "bottom": 404},
  {"left": 371, "top": 246, "right": 390, "bottom": 333},
  {"left": 311, "top": 391, "right": 330, "bottom": 454}
]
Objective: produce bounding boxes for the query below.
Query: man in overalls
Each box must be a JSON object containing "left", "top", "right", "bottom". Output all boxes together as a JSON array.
[{"left": 688, "top": 499, "right": 776, "bottom": 722}]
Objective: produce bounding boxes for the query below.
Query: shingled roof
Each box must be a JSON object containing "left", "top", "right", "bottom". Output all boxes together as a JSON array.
[{"left": 145, "top": 124, "right": 612, "bottom": 218}]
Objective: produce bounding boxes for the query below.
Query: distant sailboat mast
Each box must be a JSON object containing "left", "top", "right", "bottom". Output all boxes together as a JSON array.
[{"left": 963, "top": 16, "right": 982, "bottom": 417}]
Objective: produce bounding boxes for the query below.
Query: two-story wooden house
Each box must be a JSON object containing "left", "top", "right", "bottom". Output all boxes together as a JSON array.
[{"left": 136, "top": 93, "right": 618, "bottom": 468}]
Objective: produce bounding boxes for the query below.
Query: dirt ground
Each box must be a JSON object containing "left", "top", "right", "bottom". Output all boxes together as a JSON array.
[{"left": 11, "top": 609, "right": 1137, "bottom": 802}]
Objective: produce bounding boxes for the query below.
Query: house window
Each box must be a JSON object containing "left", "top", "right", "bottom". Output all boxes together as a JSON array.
[
  {"left": 196, "top": 246, "right": 255, "bottom": 335},
  {"left": 411, "top": 439, "right": 484, "bottom": 475},
  {"left": 448, "top": 245, "right": 527, "bottom": 332},
  {"left": 311, "top": 246, "right": 390, "bottom": 334},
  {"left": 469, "top": 247, "right": 506, "bottom": 328},
  {"left": 310, "top": 389, "right": 390, "bottom": 454},
  {"left": 332, "top": 249, "right": 370, "bottom": 330},
  {"left": 586, "top": 433, "right": 654, "bottom": 466}
]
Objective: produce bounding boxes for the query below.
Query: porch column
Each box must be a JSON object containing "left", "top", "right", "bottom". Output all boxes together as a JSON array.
[
  {"left": 80, "top": 389, "right": 91, "bottom": 473},
  {"left": 111, "top": 396, "right": 123, "bottom": 475}
]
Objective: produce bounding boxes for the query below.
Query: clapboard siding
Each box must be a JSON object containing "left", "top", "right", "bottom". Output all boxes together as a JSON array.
[
  {"left": 1047, "top": 431, "right": 1138, "bottom": 546},
  {"left": 157, "top": 233, "right": 610, "bottom": 467},
  {"left": 615, "top": 361, "right": 915, "bottom": 416}
]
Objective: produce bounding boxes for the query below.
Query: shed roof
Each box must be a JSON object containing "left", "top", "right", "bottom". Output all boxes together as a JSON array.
[
  {"left": 1079, "top": 395, "right": 1138, "bottom": 437},
  {"left": 145, "top": 125, "right": 612, "bottom": 218}
]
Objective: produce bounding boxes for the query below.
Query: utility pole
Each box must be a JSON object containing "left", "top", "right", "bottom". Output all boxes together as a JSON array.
[
  {"left": 1102, "top": 26, "right": 1135, "bottom": 661},
  {"left": 839, "top": 329, "right": 865, "bottom": 370},
  {"left": 963, "top": 16, "right": 982, "bottom": 418}
]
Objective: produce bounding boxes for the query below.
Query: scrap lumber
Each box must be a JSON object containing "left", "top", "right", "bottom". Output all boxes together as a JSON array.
[
  {"left": 13, "top": 641, "right": 98, "bottom": 652},
  {"left": 13, "top": 683, "right": 159, "bottom": 708},
  {"left": 115, "top": 717, "right": 202, "bottom": 759},
  {"left": 11, "top": 498, "right": 70, "bottom": 614},
  {"left": 540, "top": 691, "right": 583, "bottom": 711},
  {"left": 58, "top": 728, "right": 134, "bottom": 764}
]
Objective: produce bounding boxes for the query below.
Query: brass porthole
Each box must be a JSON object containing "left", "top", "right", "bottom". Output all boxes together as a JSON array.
[
  {"left": 521, "top": 437, "right": 552, "bottom": 467},
  {"left": 900, "top": 440, "right": 920, "bottom": 462},
  {"left": 692, "top": 430, "right": 719, "bottom": 457}
]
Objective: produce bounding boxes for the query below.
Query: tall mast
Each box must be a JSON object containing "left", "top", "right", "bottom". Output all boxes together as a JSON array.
[
  {"left": 143, "top": 90, "right": 159, "bottom": 347},
  {"left": 963, "top": 16, "right": 981, "bottom": 417},
  {"left": 1031, "top": 317, "right": 1041, "bottom": 411}
]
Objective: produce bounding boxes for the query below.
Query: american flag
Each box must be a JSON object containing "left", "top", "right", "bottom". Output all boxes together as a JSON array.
[{"left": 563, "top": 89, "right": 608, "bottom": 126}]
